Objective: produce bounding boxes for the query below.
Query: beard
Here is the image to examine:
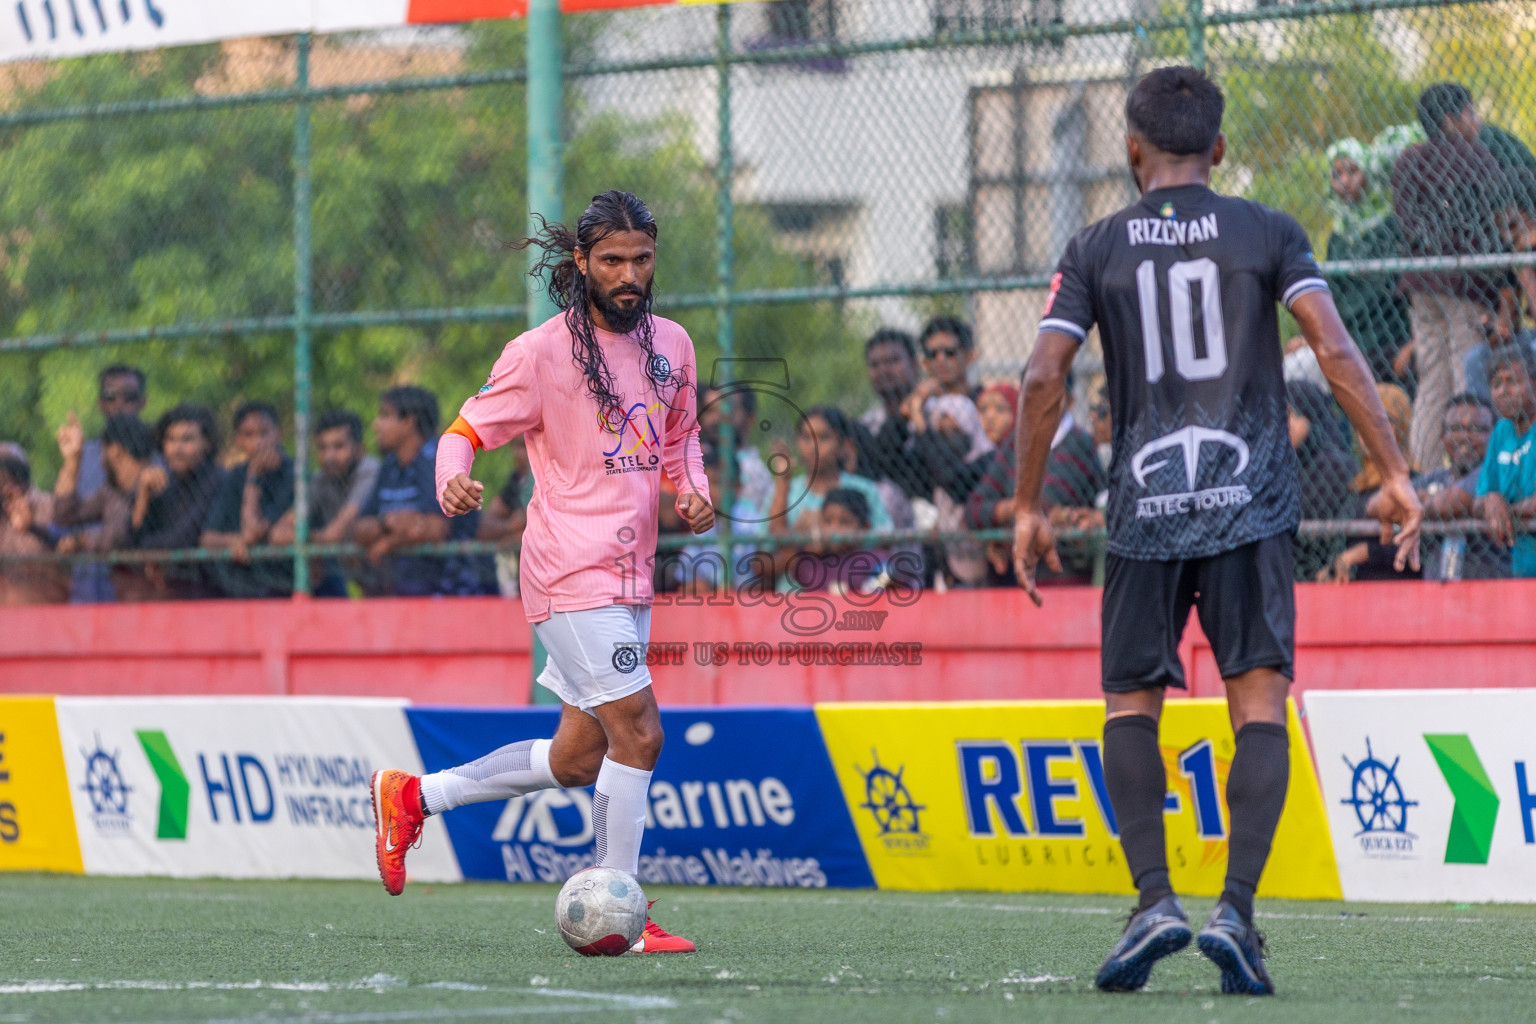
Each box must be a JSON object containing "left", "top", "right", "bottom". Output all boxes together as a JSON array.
[{"left": 591, "top": 282, "right": 651, "bottom": 335}]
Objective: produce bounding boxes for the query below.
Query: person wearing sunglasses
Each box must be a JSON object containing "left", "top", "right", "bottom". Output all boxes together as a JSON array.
[{"left": 915, "top": 317, "right": 982, "bottom": 404}]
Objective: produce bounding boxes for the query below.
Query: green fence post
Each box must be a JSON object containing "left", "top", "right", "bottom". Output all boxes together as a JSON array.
[
  {"left": 527, "top": 0, "right": 563, "bottom": 703},
  {"left": 714, "top": 2, "right": 736, "bottom": 587},
  {"left": 292, "top": 31, "right": 314, "bottom": 602},
  {"left": 1187, "top": 0, "right": 1206, "bottom": 71}
]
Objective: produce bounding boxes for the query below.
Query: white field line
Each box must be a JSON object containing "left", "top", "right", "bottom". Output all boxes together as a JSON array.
[
  {"left": 2, "top": 977, "right": 674, "bottom": 1010},
  {"left": 85, "top": 1010, "right": 606, "bottom": 1024},
  {"left": 660, "top": 892, "right": 1488, "bottom": 924}
]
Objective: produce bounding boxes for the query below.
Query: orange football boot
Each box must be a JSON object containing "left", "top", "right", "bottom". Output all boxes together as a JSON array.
[
  {"left": 628, "top": 900, "right": 697, "bottom": 953},
  {"left": 371, "top": 770, "right": 424, "bottom": 896}
]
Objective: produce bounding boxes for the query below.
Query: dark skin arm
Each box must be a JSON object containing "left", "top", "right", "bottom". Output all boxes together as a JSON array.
[
  {"left": 1292, "top": 290, "right": 1422, "bottom": 571},
  {"left": 1010, "top": 331, "right": 1076, "bottom": 606}
]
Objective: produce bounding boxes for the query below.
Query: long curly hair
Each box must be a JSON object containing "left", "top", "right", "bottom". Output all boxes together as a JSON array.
[{"left": 511, "top": 190, "right": 687, "bottom": 423}]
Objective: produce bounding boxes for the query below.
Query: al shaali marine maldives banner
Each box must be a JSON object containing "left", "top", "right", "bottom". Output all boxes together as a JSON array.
[
  {"left": 1307, "top": 689, "right": 1536, "bottom": 902},
  {"left": 53, "top": 697, "right": 460, "bottom": 881},
  {"left": 406, "top": 706, "right": 875, "bottom": 889},
  {"left": 1, "top": 0, "right": 739, "bottom": 65},
  {"left": 815, "top": 699, "right": 1341, "bottom": 899}
]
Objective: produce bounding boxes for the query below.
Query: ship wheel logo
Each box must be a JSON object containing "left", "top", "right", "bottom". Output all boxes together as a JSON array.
[
  {"left": 1341, "top": 738, "right": 1417, "bottom": 836},
  {"left": 856, "top": 750, "right": 925, "bottom": 836},
  {"left": 80, "top": 735, "right": 132, "bottom": 817}
]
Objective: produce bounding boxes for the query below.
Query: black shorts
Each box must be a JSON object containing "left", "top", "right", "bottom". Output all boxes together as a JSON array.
[{"left": 1100, "top": 532, "right": 1295, "bottom": 693}]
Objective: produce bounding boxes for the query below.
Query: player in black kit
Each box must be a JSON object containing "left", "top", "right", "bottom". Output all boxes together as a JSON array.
[{"left": 1012, "top": 67, "right": 1423, "bottom": 995}]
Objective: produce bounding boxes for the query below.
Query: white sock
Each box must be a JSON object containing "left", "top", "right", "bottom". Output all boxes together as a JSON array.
[
  {"left": 420, "top": 738, "right": 557, "bottom": 814},
  {"left": 593, "top": 757, "right": 652, "bottom": 876}
]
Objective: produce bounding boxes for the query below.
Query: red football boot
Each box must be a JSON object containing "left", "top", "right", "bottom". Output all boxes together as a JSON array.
[
  {"left": 628, "top": 900, "right": 697, "bottom": 953},
  {"left": 371, "top": 770, "right": 424, "bottom": 896}
]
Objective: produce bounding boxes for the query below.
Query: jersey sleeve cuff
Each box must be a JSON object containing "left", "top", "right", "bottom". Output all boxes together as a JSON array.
[
  {"left": 1281, "top": 278, "right": 1330, "bottom": 309},
  {"left": 1038, "top": 318, "right": 1088, "bottom": 341}
]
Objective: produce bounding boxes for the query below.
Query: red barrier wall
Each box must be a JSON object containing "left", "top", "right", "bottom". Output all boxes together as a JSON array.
[{"left": 2, "top": 581, "right": 1533, "bottom": 703}]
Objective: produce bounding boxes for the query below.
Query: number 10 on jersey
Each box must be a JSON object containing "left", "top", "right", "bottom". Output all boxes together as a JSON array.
[{"left": 1136, "top": 257, "right": 1228, "bottom": 383}]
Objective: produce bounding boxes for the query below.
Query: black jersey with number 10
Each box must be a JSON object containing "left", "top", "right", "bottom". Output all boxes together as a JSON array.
[{"left": 1039, "top": 184, "right": 1329, "bottom": 562}]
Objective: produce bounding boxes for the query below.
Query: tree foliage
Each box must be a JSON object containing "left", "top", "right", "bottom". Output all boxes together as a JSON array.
[{"left": 0, "top": 21, "right": 862, "bottom": 491}]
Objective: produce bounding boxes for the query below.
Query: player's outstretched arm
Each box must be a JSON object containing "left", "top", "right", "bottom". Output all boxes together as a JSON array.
[
  {"left": 435, "top": 431, "right": 484, "bottom": 517},
  {"left": 1293, "top": 290, "right": 1423, "bottom": 570},
  {"left": 1012, "top": 331, "right": 1076, "bottom": 606}
]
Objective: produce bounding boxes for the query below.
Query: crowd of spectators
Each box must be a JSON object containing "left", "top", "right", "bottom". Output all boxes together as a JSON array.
[
  {"left": 1281, "top": 80, "right": 1536, "bottom": 582},
  {"left": 1, "top": 82, "right": 1533, "bottom": 603}
]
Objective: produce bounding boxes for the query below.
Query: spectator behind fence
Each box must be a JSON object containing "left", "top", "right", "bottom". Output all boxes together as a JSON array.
[
  {"left": 63, "top": 364, "right": 148, "bottom": 602},
  {"left": 1320, "top": 383, "right": 1424, "bottom": 582},
  {"left": 966, "top": 372, "right": 1104, "bottom": 586},
  {"left": 858, "top": 328, "right": 932, "bottom": 502},
  {"left": 130, "top": 404, "right": 224, "bottom": 600},
  {"left": 1475, "top": 344, "right": 1536, "bottom": 577},
  {"left": 975, "top": 381, "right": 1018, "bottom": 448},
  {"left": 1478, "top": 104, "right": 1536, "bottom": 319},
  {"left": 769, "top": 406, "right": 893, "bottom": 537},
  {"left": 699, "top": 385, "right": 774, "bottom": 517},
  {"left": 1287, "top": 381, "right": 1359, "bottom": 580},
  {"left": 919, "top": 393, "right": 994, "bottom": 587},
  {"left": 201, "top": 401, "right": 295, "bottom": 598},
  {"left": 0, "top": 452, "right": 67, "bottom": 605},
  {"left": 1393, "top": 83, "right": 1517, "bottom": 470},
  {"left": 354, "top": 385, "right": 488, "bottom": 597},
  {"left": 779, "top": 487, "right": 891, "bottom": 595},
  {"left": 1365, "top": 393, "right": 1507, "bottom": 581},
  {"left": 1325, "top": 130, "right": 1418, "bottom": 386},
  {"left": 270, "top": 408, "right": 380, "bottom": 597},
  {"left": 53, "top": 413, "right": 157, "bottom": 601},
  {"left": 917, "top": 317, "right": 982, "bottom": 402}
]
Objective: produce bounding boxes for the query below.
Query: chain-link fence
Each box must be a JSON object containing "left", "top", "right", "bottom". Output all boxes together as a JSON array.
[{"left": 0, "top": 0, "right": 1533, "bottom": 606}]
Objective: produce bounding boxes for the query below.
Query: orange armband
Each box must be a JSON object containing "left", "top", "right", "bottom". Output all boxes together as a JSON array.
[{"left": 445, "top": 415, "right": 484, "bottom": 450}]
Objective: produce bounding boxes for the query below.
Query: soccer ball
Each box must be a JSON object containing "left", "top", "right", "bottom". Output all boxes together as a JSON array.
[{"left": 555, "top": 867, "right": 648, "bottom": 956}]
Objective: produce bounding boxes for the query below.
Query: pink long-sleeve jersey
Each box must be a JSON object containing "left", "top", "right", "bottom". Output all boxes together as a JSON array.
[{"left": 443, "top": 312, "right": 710, "bottom": 623}]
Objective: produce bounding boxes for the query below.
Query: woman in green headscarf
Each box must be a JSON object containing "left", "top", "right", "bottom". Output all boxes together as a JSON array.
[{"left": 1325, "top": 126, "right": 1420, "bottom": 389}]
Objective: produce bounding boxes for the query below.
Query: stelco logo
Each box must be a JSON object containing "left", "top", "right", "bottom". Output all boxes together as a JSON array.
[{"left": 1132, "top": 425, "right": 1253, "bottom": 520}]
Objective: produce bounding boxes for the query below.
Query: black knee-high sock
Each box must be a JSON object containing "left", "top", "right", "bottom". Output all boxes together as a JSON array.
[
  {"left": 1222, "top": 721, "right": 1290, "bottom": 923},
  {"left": 1104, "top": 714, "right": 1171, "bottom": 911}
]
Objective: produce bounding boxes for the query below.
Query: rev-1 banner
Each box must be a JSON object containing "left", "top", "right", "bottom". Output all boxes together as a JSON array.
[{"left": 406, "top": 706, "right": 875, "bottom": 889}]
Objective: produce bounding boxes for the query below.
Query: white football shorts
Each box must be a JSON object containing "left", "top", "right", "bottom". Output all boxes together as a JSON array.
[{"left": 533, "top": 603, "right": 654, "bottom": 714}]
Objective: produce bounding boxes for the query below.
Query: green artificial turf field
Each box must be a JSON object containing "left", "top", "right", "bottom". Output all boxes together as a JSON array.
[{"left": 1, "top": 874, "right": 1532, "bottom": 1024}]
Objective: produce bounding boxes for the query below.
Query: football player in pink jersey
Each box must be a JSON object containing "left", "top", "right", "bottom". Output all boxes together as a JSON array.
[{"left": 371, "top": 191, "right": 713, "bottom": 953}]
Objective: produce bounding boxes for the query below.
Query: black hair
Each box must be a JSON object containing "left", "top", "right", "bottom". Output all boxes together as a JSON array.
[
  {"left": 380, "top": 386, "right": 439, "bottom": 440},
  {"left": 233, "top": 400, "right": 281, "bottom": 433},
  {"left": 1125, "top": 66, "right": 1225, "bottom": 156},
  {"left": 701, "top": 442, "right": 721, "bottom": 470},
  {"left": 1488, "top": 343, "right": 1536, "bottom": 389},
  {"left": 821, "top": 487, "right": 871, "bottom": 529},
  {"left": 154, "top": 403, "right": 219, "bottom": 454},
  {"left": 865, "top": 328, "right": 917, "bottom": 362},
  {"left": 316, "top": 408, "right": 364, "bottom": 444},
  {"left": 512, "top": 190, "right": 684, "bottom": 422},
  {"left": 98, "top": 364, "right": 146, "bottom": 394},
  {"left": 0, "top": 453, "right": 30, "bottom": 490},
  {"left": 1417, "top": 82, "right": 1474, "bottom": 138},
  {"left": 101, "top": 415, "right": 154, "bottom": 462},
  {"left": 919, "top": 317, "right": 973, "bottom": 353},
  {"left": 803, "top": 405, "right": 856, "bottom": 442},
  {"left": 1445, "top": 392, "right": 1495, "bottom": 418}
]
